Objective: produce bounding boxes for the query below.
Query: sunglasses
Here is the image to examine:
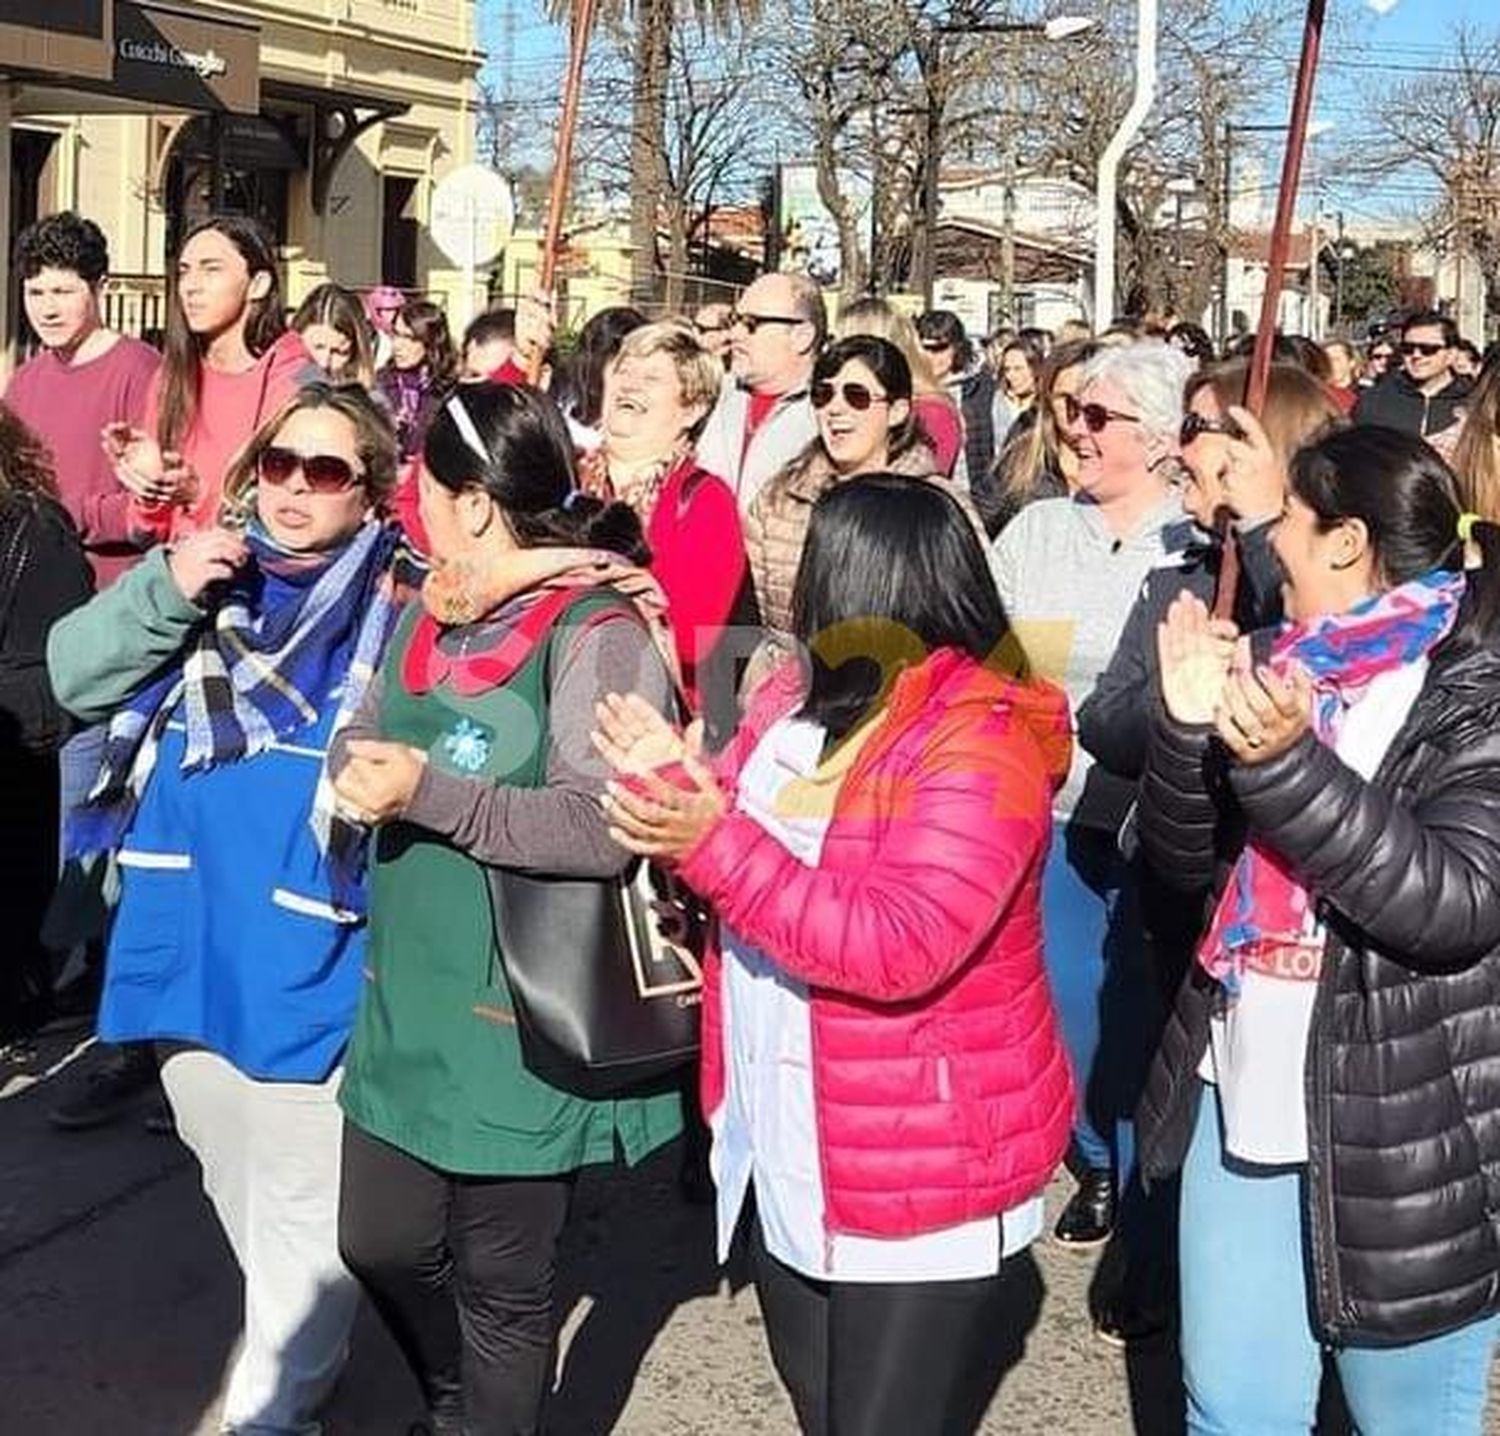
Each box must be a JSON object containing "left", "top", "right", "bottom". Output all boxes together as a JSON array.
[
  {"left": 1062, "top": 394, "right": 1140, "bottom": 432},
  {"left": 1179, "top": 412, "right": 1245, "bottom": 447},
  {"left": 919, "top": 340, "right": 952, "bottom": 353},
  {"left": 258, "top": 445, "right": 362, "bottom": 494},
  {"left": 811, "top": 380, "right": 891, "bottom": 412},
  {"left": 1401, "top": 341, "right": 1446, "bottom": 358},
  {"left": 729, "top": 311, "right": 803, "bottom": 334}
]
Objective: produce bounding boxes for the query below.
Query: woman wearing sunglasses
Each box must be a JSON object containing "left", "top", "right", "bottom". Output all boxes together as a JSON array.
[
  {"left": 1080, "top": 360, "right": 1342, "bottom": 786},
  {"left": 990, "top": 340, "right": 1097, "bottom": 536},
  {"left": 1138, "top": 428, "right": 1500, "bottom": 1434},
  {"left": 595, "top": 475, "right": 1074, "bottom": 1436},
  {"left": 992, "top": 339, "right": 1194, "bottom": 1260},
  {"left": 47, "top": 382, "right": 404, "bottom": 1434},
  {"left": 746, "top": 335, "right": 956, "bottom": 635}
]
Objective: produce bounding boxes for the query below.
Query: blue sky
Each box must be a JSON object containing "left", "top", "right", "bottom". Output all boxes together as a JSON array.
[{"left": 474, "top": 0, "right": 1493, "bottom": 227}]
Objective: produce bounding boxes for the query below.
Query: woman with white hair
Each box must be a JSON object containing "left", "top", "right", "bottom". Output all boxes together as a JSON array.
[{"left": 992, "top": 340, "right": 1194, "bottom": 1258}]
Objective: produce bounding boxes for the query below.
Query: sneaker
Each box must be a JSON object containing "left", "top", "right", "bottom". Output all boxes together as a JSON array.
[
  {"left": 1053, "top": 1169, "right": 1116, "bottom": 1248},
  {"left": 48, "top": 1045, "right": 159, "bottom": 1131}
]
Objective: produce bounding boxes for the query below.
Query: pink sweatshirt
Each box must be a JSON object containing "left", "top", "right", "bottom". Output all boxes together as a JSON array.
[
  {"left": 4, "top": 335, "right": 160, "bottom": 587},
  {"left": 134, "top": 330, "right": 313, "bottom": 541}
]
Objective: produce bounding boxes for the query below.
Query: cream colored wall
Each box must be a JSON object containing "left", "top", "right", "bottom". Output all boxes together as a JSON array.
[{"left": 16, "top": 0, "right": 478, "bottom": 307}]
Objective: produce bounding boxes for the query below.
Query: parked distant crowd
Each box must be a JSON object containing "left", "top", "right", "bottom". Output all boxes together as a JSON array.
[{"left": 6, "top": 207, "right": 1500, "bottom": 1436}]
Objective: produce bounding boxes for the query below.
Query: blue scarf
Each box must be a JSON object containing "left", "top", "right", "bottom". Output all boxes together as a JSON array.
[{"left": 72, "top": 521, "right": 404, "bottom": 889}]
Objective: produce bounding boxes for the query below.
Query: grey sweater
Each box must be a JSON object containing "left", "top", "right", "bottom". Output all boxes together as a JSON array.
[
  {"left": 332, "top": 600, "right": 672, "bottom": 879},
  {"left": 992, "top": 491, "right": 1190, "bottom": 829}
]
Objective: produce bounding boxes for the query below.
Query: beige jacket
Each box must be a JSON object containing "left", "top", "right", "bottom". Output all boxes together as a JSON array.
[{"left": 746, "top": 440, "right": 981, "bottom": 634}]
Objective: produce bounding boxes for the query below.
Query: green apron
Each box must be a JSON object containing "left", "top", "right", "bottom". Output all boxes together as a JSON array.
[{"left": 340, "top": 596, "right": 684, "bottom": 1176}]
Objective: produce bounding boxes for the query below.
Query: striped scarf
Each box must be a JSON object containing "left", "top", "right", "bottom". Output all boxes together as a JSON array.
[{"left": 71, "top": 521, "right": 404, "bottom": 889}]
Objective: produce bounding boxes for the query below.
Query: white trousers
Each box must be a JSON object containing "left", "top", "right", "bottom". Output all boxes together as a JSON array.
[{"left": 160, "top": 1049, "right": 360, "bottom": 1435}]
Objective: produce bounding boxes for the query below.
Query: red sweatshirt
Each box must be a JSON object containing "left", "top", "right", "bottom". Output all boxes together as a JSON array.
[{"left": 5, "top": 335, "right": 160, "bottom": 586}]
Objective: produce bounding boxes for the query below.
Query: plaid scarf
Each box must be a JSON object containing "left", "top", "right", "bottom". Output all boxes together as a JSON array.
[
  {"left": 1197, "top": 568, "right": 1464, "bottom": 995},
  {"left": 72, "top": 521, "right": 404, "bottom": 897}
]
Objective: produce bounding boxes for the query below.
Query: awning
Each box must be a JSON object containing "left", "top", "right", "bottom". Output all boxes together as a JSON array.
[
  {"left": 0, "top": 0, "right": 113, "bottom": 82},
  {"left": 7, "top": 0, "right": 259, "bottom": 115}
]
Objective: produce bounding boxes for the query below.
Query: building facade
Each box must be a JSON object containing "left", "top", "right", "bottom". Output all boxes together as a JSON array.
[{"left": 3, "top": 0, "right": 480, "bottom": 367}]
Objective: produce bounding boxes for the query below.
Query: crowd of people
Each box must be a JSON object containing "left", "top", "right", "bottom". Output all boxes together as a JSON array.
[{"left": 5, "top": 205, "right": 1500, "bottom": 1436}]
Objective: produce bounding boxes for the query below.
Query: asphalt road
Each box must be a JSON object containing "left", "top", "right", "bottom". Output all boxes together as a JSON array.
[{"left": 0, "top": 1034, "right": 1491, "bottom": 1435}]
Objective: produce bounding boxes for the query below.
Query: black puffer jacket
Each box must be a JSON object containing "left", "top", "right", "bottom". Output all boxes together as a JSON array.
[
  {"left": 1136, "top": 633, "right": 1500, "bottom": 1348},
  {"left": 1078, "top": 520, "right": 1283, "bottom": 782}
]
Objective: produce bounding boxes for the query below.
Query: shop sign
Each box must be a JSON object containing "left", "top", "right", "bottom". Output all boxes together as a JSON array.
[{"left": 113, "top": 1, "right": 259, "bottom": 114}]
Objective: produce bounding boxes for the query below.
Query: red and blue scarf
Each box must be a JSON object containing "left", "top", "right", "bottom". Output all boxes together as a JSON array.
[{"left": 1197, "top": 568, "right": 1465, "bottom": 994}]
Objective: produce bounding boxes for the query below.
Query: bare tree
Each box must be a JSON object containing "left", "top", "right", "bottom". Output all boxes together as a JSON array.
[
  {"left": 1350, "top": 22, "right": 1500, "bottom": 324},
  {"left": 577, "top": 16, "right": 774, "bottom": 308}
]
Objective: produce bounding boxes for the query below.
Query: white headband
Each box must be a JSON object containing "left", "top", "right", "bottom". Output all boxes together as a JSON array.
[{"left": 445, "top": 393, "right": 489, "bottom": 466}]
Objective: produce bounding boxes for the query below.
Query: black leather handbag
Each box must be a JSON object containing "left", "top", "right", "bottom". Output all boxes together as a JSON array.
[{"left": 489, "top": 858, "right": 706, "bottom": 1098}]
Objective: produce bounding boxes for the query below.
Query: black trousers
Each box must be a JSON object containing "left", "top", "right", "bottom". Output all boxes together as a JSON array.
[
  {"left": 749, "top": 1217, "right": 1042, "bottom": 1436},
  {"left": 338, "top": 1121, "right": 574, "bottom": 1436}
]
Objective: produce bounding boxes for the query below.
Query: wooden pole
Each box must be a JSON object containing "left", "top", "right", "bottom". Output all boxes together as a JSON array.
[
  {"left": 1214, "top": 0, "right": 1326, "bottom": 619},
  {"left": 529, "top": 0, "right": 598, "bottom": 382}
]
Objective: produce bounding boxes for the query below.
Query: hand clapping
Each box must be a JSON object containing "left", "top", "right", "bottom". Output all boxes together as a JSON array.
[
  {"left": 1157, "top": 592, "right": 1239, "bottom": 726},
  {"left": 332, "top": 739, "right": 429, "bottom": 825},
  {"left": 592, "top": 694, "right": 726, "bottom": 861}
]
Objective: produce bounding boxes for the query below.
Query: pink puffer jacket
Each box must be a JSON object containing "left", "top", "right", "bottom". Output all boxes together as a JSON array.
[{"left": 680, "top": 648, "right": 1075, "bottom": 1238}]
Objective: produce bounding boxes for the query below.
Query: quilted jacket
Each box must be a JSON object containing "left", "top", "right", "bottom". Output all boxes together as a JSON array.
[
  {"left": 679, "top": 648, "right": 1075, "bottom": 1238},
  {"left": 1135, "top": 630, "right": 1500, "bottom": 1347}
]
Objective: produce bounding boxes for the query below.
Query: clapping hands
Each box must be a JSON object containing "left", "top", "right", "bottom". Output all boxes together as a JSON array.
[
  {"left": 1156, "top": 592, "right": 1314, "bottom": 765},
  {"left": 103, "top": 423, "right": 198, "bottom": 507},
  {"left": 592, "top": 694, "right": 726, "bottom": 861}
]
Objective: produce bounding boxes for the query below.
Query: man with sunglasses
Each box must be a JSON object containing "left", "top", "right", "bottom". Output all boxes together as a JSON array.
[
  {"left": 1355, "top": 312, "right": 1472, "bottom": 438},
  {"left": 695, "top": 272, "right": 825, "bottom": 511}
]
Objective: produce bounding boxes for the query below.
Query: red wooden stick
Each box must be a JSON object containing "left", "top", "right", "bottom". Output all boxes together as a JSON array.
[
  {"left": 1215, "top": 0, "right": 1327, "bottom": 619},
  {"left": 529, "top": 0, "right": 599, "bottom": 383}
]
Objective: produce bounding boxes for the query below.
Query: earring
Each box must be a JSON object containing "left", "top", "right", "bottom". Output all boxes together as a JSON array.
[{"left": 422, "top": 557, "right": 484, "bottom": 625}]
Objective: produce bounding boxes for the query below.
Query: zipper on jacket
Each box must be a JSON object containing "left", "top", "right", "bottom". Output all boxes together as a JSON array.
[{"left": 1305, "top": 946, "right": 1347, "bottom": 1339}]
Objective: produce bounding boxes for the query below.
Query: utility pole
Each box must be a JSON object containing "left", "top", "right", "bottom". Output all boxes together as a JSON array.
[
  {"left": 997, "top": 36, "right": 1019, "bottom": 327},
  {"left": 1308, "top": 211, "right": 1321, "bottom": 340},
  {"left": 1334, "top": 209, "right": 1345, "bottom": 331},
  {"left": 916, "top": 33, "right": 942, "bottom": 310}
]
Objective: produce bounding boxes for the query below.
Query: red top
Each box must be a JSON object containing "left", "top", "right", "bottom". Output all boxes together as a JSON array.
[
  {"left": 133, "top": 330, "right": 312, "bottom": 542},
  {"left": 914, "top": 392, "right": 963, "bottom": 476},
  {"left": 681, "top": 651, "right": 1075, "bottom": 1237},
  {"left": 4, "top": 335, "right": 160, "bottom": 587},
  {"left": 646, "top": 459, "right": 747, "bottom": 711}
]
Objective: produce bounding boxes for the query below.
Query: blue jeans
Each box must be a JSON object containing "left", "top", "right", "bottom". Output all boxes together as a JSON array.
[
  {"left": 1041, "top": 822, "right": 1152, "bottom": 1179},
  {"left": 1180, "top": 1083, "right": 1499, "bottom": 1434}
]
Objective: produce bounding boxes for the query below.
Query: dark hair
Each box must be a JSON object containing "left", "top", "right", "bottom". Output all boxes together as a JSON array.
[
  {"left": 159, "top": 216, "right": 285, "bottom": 451},
  {"left": 1455, "top": 339, "right": 1482, "bottom": 366},
  {"left": 0, "top": 401, "right": 58, "bottom": 507},
  {"left": 1167, "top": 322, "right": 1215, "bottom": 365},
  {"left": 811, "top": 336, "right": 921, "bottom": 465},
  {"left": 999, "top": 336, "right": 1044, "bottom": 393},
  {"left": 463, "top": 306, "right": 517, "bottom": 353},
  {"left": 552, "top": 306, "right": 646, "bottom": 430},
  {"left": 916, "top": 310, "right": 971, "bottom": 369},
  {"left": 1289, "top": 424, "right": 1465, "bottom": 587},
  {"left": 1401, "top": 311, "right": 1459, "bottom": 349},
  {"left": 14, "top": 211, "right": 109, "bottom": 286},
  {"left": 290, "top": 282, "right": 376, "bottom": 386},
  {"left": 1290, "top": 424, "right": 1500, "bottom": 654},
  {"left": 223, "top": 381, "right": 399, "bottom": 522},
  {"left": 395, "top": 299, "right": 457, "bottom": 385},
  {"left": 423, "top": 382, "right": 648, "bottom": 563},
  {"left": 792, "top": 474, "right": 1012, "bottom": 739}
]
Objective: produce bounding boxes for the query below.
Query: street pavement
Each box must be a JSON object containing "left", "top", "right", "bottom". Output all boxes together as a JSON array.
[{"left": 1, "top": 1034, "right": 1493, "bottom": 1435}]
